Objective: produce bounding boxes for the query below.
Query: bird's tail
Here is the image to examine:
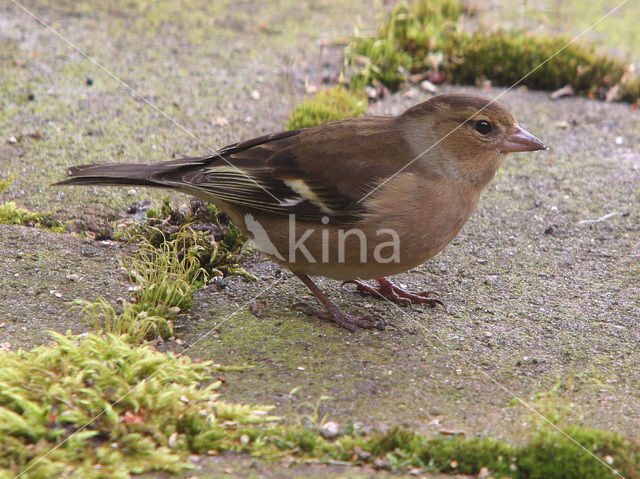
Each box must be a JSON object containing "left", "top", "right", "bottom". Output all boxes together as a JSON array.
[
  {"left": 53, "top": 157, "right": 206, "bottom": 188},
  {"left": 54, "top": 163, "right": 161, "bottom": 187}
]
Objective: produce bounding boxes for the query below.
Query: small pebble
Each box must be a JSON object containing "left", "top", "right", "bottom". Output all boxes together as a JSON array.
[
  {"left": 403, "top": 88, "right": 418, "bottom": 98},
  {"left": 364, "top": 85, "right": 378, "bottom": 99},
  {"left": 320, "top": 421, "right": 340, "bottom": 439},
  {"left": 419, "top": 79, "right": 438, "bottom": 94},
  {"left": 212, "top": 116, "right": 229, "bottom": 127},
  {"left": 550, "top": 84, "right": 575, "bottom": 99},
  {"left": 478, "top": 467, "right": 492, "bottom": 479}
]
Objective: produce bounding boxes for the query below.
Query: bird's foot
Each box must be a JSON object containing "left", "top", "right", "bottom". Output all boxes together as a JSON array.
[
  {"left": 344, "top": 278, "right": 445, "bottom": 308},
  {"left": 295, "top": 302, "right": 387, "bottom": 332}
]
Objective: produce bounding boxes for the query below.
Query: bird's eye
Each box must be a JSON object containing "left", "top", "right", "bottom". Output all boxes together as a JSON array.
[{"left": 475, "top": 120, "right": 492, "bottom": 135}]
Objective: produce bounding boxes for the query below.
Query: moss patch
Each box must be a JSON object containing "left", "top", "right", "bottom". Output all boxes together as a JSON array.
[
  {"left": 286, "top": 86, "right": 368, "bottom": 129},
  {"left": 349, "top": 0, "right": 460, "bottom": 90},
  {"left": 60, "top": 196, "right": 252, "bottom": 284},
  {"left": 620, "top": 76, "right": 640, "bottom": 103},
  {"left": 0, "top": 175, "right": 15, "bottom": 194},
  {"left": 79, "top": 214, "right": 253, "bottom": 341},
  {"left": 448, "top": 30, "right": 626, "bottom": 94},
  {"left": 352, "top": 426, "right": 639, "bottom": 478},
  {"left": 115, "top": 197, "right": 252, "bottom": 280},
  {"left": 347, "top": 0, "right": 639, "bottom": 103},
  {"left": 0, "top": 332, "right": 275, "bottom": 479},
  {"left": 0, "top": 202, "right": 66, "bottom": 233},
  {"left": 2, "top": 331, "right": 638, "bottom": 479}
]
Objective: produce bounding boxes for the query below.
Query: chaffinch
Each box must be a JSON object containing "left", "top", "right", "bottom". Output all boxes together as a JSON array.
[{"left": 56, "top": 94, "right": 546, "bottom": 331}]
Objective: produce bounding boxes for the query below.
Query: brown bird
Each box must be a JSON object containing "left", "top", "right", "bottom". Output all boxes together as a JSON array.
[{"left": 55, "top": 94, "right": 546, "bottom": 331}]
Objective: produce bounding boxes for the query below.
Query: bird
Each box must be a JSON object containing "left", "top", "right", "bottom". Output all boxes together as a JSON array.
[{"left": 55, "top": 93, "right": 546, "bottom": 332}]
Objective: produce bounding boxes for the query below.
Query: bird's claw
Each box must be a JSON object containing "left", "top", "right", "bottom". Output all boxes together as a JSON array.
[
  {"left": 294, "top": 302, "right": 387, "bottom": 332},
  {"left": 344, "top": 278, "right": 446, "bottom": 310}
]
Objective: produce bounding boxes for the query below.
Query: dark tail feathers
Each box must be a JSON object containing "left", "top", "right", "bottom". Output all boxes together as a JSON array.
[
  {"left": 53, "top": 157, "right": 207, "bottom": 187},
  {"left": 53, "top": 163, "right": 161, "bottom": 187}
]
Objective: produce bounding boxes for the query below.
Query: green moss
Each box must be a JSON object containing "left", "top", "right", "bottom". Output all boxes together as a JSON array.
[
  {"left": 3, "top": 348, "right": 638, "bottom": 479},
  {"left": 117, "top": 198, "right": 252, "bottom": 281},
  {"left": 0, "top": 202, "right": 43, "bottom": 225},
  {"left": 145, "top": 207, "right": 161, "bottom": 219},
  {"left": 358, "top": 428, "right": 514, "bottom": 474},
  {"left": 0, "top": 175, "right": 15, "bottom": 194},
  {"left": 448, "top": 30, "right": 626, "bottom": 95},
  {"left": 0, "top": 202, "right": 66, "bottom": 232},
  {"left": 344, "top": 426, "right": 640, "bottom": 478},
  {"left": 285, "top": 86, "right": 368, "bottom": 130},
  {"left": 80, "top": 212, "right": 256, "bottom": 341},
  {"left": 248, "top": 425, "right": 639, "bottom": 478},
  {"left": 81, "top": 224, "right": 227, "bottom": 341},
  {"left": 76, "top": 296, "right": 173, "bottom": 343},
  {"left": 128, "top": 228, "right": 209, "bottom": 310},
  {"left": 0, "top": 332, "right": 276, "bottom": 478},
  {"left": 347, "top": 0, "right": 639, "bottom": 103},
  {"left": 517, "top": 427, "right": 640, "bottom": 479},
  {"left": 347, "top": 0, "right": 462, "bottom": 89},
  {"left": 621, "top": 76, "right": 640, "bottom": 104},
  {"left": 350, "top": 37, "right": 414, "bottom": 90}
]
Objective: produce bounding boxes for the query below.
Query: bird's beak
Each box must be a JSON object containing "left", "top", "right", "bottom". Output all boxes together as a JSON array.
[{"left": 502, "top": 125, "right": 547, "bottom": 153}]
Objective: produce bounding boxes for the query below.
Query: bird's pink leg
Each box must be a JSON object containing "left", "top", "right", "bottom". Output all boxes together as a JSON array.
[
  {"left": 344, "top": 277, "right": 444, "bottom": 308},
  {"left": 294, "top": 273, "right": 387, "bottom": 332}
]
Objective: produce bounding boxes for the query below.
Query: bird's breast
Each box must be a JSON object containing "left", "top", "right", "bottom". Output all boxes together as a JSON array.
[{"left": 358, "top": 172, "right": 481, "bottom": 271}]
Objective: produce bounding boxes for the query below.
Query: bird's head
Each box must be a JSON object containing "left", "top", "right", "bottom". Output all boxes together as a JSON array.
[{"left": 400, "top": 94, "right": 546, "bottom": 186}]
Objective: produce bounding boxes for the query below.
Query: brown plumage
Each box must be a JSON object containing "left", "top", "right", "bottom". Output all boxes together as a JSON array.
[{"left": 56, "top": 94, "right": 546, "bottom": 331}]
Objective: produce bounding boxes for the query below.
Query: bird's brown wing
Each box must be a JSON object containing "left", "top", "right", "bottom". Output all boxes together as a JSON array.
[
  {"left": 165, "top": 116, "right": 412, "bottom": 223},
  {"left": 58, "top": 116, "right": 413, "bottom": 223}
]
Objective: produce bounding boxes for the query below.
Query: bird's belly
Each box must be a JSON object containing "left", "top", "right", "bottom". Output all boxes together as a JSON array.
[
  {"left": 219, "top": 174, "right": 479, "bottom": 281},
  {"left": 230, "top": 208, "right": 471, "bottom": 281}
]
